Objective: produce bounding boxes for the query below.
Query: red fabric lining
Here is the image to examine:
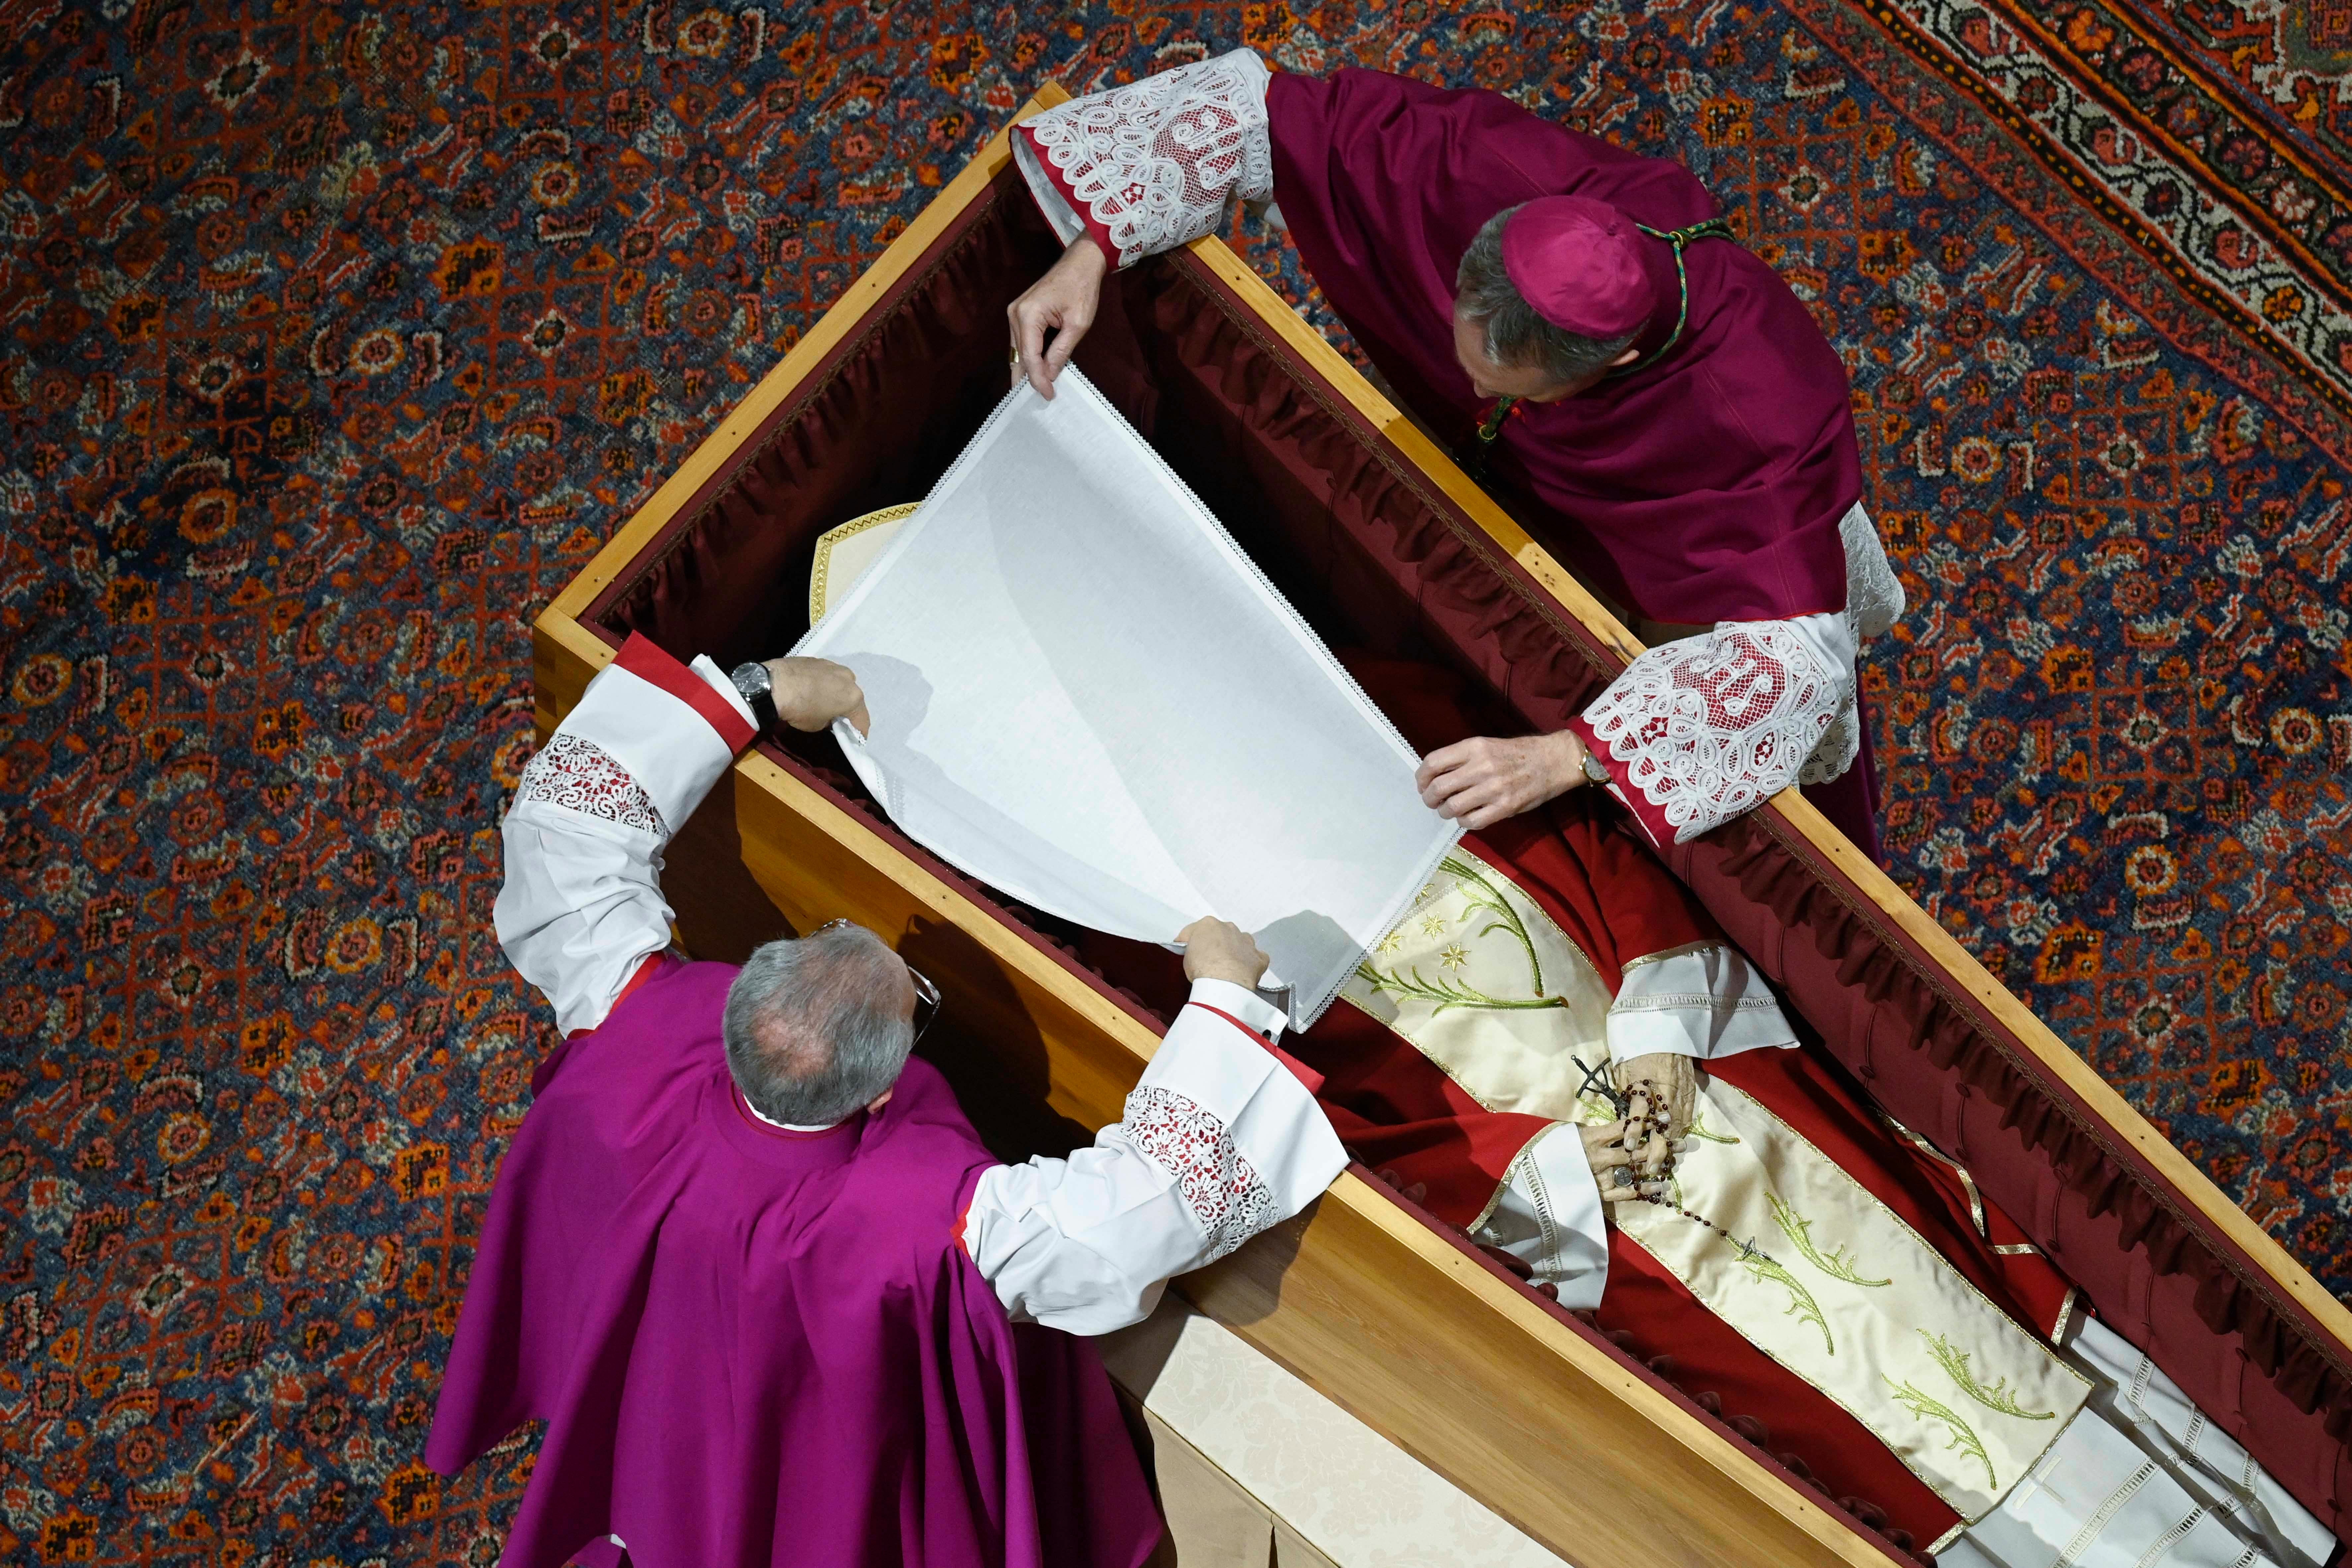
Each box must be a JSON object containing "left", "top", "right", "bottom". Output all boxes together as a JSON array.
[{"left": 614, "top": 631, "right": 755, "bottom": 753}]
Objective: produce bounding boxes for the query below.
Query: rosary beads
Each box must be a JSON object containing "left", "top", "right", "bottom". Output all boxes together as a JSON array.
[{"left": 1569, "top": 1056, "right": 1774, "bottom": 1265}]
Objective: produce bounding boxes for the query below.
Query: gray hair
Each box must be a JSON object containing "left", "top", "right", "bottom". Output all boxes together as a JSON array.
[
  {"left": 1454, "top": 204, "right": 1639, "bottom": 386},
  {"left": 722, "top": 924, "right": 914, "bottom": 1126}
]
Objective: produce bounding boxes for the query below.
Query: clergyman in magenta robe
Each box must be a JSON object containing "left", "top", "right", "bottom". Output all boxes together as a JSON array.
[
  {"left": 1007, "top": 50, "right": 1907, "bottom": 861},
  {"left": 428, "top": 633, "right": 1348, "bottom": 1568}
]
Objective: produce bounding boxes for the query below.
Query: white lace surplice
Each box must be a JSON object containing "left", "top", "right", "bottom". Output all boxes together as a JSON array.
[
  {"left": 795, "top": 369, "right": 1461, "bottom": 1029},
  {"left": 1575, "top": 501, "right": 1907, "bottom": 847},
  {"left": 1013, "top": 49, "right": 1274, "bottom": 268}
]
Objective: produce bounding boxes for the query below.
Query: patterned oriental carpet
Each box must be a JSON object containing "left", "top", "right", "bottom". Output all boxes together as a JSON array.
[{"left": 1, "top": 0, "right": 2349, "bottom": 1560}]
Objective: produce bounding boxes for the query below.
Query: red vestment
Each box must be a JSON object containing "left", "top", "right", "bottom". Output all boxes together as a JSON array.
[{"left": 1086, "top": 659, "right": 2065, "bottom": 1551}]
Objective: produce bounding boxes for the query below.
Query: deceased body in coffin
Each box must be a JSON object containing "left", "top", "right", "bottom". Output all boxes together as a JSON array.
[{"left": 796, "top": 378, "right": 2332, "bottom": 1568}]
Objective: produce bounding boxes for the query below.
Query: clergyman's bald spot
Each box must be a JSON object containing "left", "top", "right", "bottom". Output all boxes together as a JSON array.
[{"left": 721, "top": 925, "right": 916, "bottom": 1127}]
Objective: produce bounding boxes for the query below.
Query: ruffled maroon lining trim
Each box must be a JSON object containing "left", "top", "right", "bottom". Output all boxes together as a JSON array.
[{"left": 1698, "top": 811, "right": 2352, "bottom": 1445}]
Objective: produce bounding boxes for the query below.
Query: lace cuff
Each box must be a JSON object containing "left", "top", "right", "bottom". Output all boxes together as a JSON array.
[
  {"left": 514, "top": 733, "right": 668, "bottom": 839},
  {"left": 1838, "top": 501, "right": 1906, "bottom": 641},
  {"left": 1569, "top": 614, "right": 1859, "bottom": 849},
  {"left": 1122, "top": 1085, "right": 1279, "bottom": 1264},
  {"left": 1135, "top": 984, "right": 1348, "bottom": 1233},
  {"left": 1013, "top": 49, "right": 1274, "bottom": 269}
]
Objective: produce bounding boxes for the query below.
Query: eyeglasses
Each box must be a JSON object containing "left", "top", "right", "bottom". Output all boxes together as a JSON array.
[{"left": 811, "top": 918, "right": 941, "bottom": 1044}]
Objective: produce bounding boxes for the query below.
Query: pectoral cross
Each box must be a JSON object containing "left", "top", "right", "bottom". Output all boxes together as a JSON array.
[{"left": 1570, "top": 1054, "right": 1631, "bottom": 1118}]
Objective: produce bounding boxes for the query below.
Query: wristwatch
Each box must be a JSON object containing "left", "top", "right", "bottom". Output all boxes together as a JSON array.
[
  {"left": 729, "top": 660, "right": 779, "bottom": 735},
  {"left": 1578, "top": 740, "right": 1611, "bottom": 788}
]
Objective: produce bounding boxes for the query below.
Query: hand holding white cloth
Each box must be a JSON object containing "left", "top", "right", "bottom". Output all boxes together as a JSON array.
[{"left": 794, "top": 370, "right": 1462, "bottom": 1028}]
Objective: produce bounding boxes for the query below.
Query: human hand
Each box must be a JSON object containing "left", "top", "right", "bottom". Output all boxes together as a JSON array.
[
  {"left": 764, "top": 657, "right": 871, "bottom": 736},
  {"left": 1580, "top": 1119, "right": 1668, "bottom": 1205},
  {"left": 1613, "top": 1052, "right": 1698, "bottom": 1144},
  {"left": 1415, "top": 731, "right": 1588, "bottom": 831},
  {"left": 1008, "top": 237, "right": 1108, "bottom": 399},
  {"left": 1177, "top": 917, "right": 1270, "bottom": 988}
]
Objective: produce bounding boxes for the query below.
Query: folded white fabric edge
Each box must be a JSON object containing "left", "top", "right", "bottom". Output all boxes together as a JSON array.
[{"left": 791, "top": 369, "right": 1460, "bottom": 1030}]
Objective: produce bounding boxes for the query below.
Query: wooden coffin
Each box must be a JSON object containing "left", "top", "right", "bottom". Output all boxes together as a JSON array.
[{"left": 531, "top": 87, "right": 2352, "bottom": 1568}]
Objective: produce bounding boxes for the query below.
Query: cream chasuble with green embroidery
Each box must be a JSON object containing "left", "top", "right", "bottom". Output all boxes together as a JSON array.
[
  {"left": 1345, "top": 853, "right": 1616, "bottom": 1114},
  {"left": 1343, "top": 847, "right": 2091, "bottom": 1522}
]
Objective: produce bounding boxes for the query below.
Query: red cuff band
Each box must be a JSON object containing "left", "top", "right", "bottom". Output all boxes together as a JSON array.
[
  {"left": 1017, "top": 124, "right": 1120, "bottom": 268},
  {"left": 615, "top": 632, "right": 756, "bottom": 755},
  {"left": 1184, "top": 1002, "right": 1326, "bottom": 1094},
  {"left": 1567, "top": 714, "right": 1671, "bottom": 852}
]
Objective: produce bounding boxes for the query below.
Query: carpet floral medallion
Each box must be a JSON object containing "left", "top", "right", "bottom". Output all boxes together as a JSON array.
[{"left": 0, "top": 1, "right": 2346, "bottom": 1561}]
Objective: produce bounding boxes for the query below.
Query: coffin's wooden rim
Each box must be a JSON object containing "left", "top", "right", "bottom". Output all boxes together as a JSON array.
[
  {"left": 531, "top": 85, "right": 2351, "bottom": 1566},
  {"left": 539, "top": 83, "right": 2345, "bottom": 1351}
]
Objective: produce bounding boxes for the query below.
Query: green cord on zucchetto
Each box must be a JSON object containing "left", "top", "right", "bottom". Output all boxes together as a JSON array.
[{"left": 1609, "top": 215, "right": 1738, "bottom": 376}]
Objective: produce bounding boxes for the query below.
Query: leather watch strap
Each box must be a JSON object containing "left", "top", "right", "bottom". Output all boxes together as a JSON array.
[{"left": 730, "top": 661, "right": 779, "bottom": 735}]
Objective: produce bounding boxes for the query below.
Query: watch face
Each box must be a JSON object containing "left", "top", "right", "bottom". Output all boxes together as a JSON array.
[{"left": 732, "top": 661, "right": 770, "bottom": 699}]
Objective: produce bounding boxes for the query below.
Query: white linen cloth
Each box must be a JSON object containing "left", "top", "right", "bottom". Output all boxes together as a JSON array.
[
  {"left": 793, "top": 369, "right": 1462, "bottom": 1028},
  {"left": 495, "top": 644, "right": 1345, "bottom": 1336}
]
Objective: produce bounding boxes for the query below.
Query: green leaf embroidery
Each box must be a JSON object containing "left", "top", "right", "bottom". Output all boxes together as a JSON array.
[
  {"left": 1737, "top": 1247, "right": 1834, "bottom": 1356},
  {"left": 1920, "top": 1331, "right": 2058, "bottom": 1421},
  {"left": 1770, "top": 1194, "right": 1893, "bottom": 1288},
  {"left": 1682, "top": 1108, "right": 1739, "bottom": 1144},
  {"left": 1351, "top": 958, "right": 1570, "bottom": 1015},
  {"left": 1440, "top": 855, "right": 1546, "bottom": 995},
  {"left": 1886, "top": 1378, "right": 1997, "bottom": 1490}
]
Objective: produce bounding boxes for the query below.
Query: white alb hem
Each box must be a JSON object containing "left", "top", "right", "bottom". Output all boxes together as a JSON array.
[
  {"left": 1941, "top": 1317, "right": 2328, "bottom": 1568},
  {"left": 1472, "top": 1123, "right": 1608, "bottom": 1312}
]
